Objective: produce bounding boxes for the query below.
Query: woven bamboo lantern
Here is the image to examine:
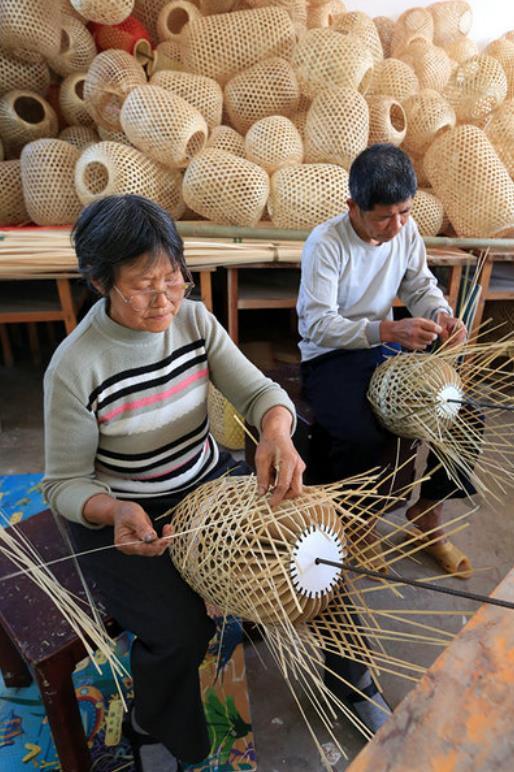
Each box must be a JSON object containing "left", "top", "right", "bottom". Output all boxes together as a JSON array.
[
  {"left": 75, "top": 140, "right": 185, "bottom": 218},
  {"left": 289, "top": 93, "right": 311, "bottom": 138},
  {"left": 206, "top": 125, "right": 245, "bottom": 157},
  {"left": 59, "top": 73, "right": 94, "bottom": 127},
  {"left": 245, "top": 0, "right": 307, "bottom": 39},
  {"left": 244, "top": 116, "right": 303, "bottom": 174},
  {"left": 484, "top": 100, "right": 514, "bottom": 178},
  {"left": 199, "top": 0, "right": 237, "bottom": 12},
  {"left": 304, "top": 88, "right": 368, "bottom": 169},
  {"left": 444, "top": 55, "right": 508, "bottom": 127},
  {"left": 402, "top": 89, "right": 456, "bottom": 157},
  {"left": 332, "top": 11, "right": 383, "bottom": 65},
  {"left": 84, "top": 50, "right": 147, "bottom": 131},
  {"left": 120, "top": 84, "right": 207, "bottom": 168},
  {"left": 69, "top": 0, "right": 134, "bottom": 25},
  {"left": 399, "top": 39, "right": 452, "bottom": 92},
  {"left": 391, "top": 7, "right": 434, "bottom": 57},
  {"left": 268, "top": 163, "right": 349, "bottom": 228},
  {"left": 151, "top": 70, "right": 222, "bottom": 131},
  {"left": 145, "top": 40, "right": 182, "bottom": 75},
  {"left": 180, "top": 7, "right": 296, "bottom": 86},
  {"left": 0, "top": 139, "right": 3, "bottom": 163},
  {"left": 0, "top": 91, "right": 58, "bottom": 159},
  {"left": 292, "top": 29, "right": 374, "bottom": 100},
  {"left": 170, "top": 476, "right": 347, "bottom": 625},
  {"left": 410, "top": 152, "right": 431, "bottom": 187},
  {"left": 0, "top": 49, "right": 50, "bottom": 98},
  {"left": 0, "top": 160, "right": 29, "bottom": 225},
  {"left": 366, "top": 95, "right": 406, "bottom": 146},
  {"left": 306, "top": 0, "right": 345, "bottom": 30},
  {"left": 445, "top": 36, "right": 478, "bottom": 64},
  {"left": 411, "top": 189, "right": 444, "bottom": 236},
  {"left": 62, "top": 0, "right": 86, "bottom": 20},
  {"left": 157, "top": 1, "right": 201, "bottom": 43},
  {"left": 224, "top": 57, "right": 300, "bottom": 135},
  {"left": 424, "top": 124, "right": 514, "bottom": 238},
  {"left": 48, "top": 15, "right": 97, "bottom": 78},
  {"left": 182, "top": 148, "right": 269, "bottom": 226},
  {"left": 207, "top": 383, "right": 245, "bottom": 450},
  {"left": 506, "top": 31, "right": 514, "bottom": 44},
  {"left": 485, "top": 39, "right": 514, "bottom": 100},
  {"left": 133, "top": 0, "right": 170, "bottom": 45},
  {"left": 373, "top": 16, "right": 394, "bottom": 59},
  {"left": 0, "top": 1, "right": 62, "bottom": 60},
  {"left": 89, "top": 15, "right": 151, "bottom": 54},
  {"left": 97, "top": 125, "right": 134, "bottom": 145},
  {"left": 430, "top": 1, "right": 472, "bottom": 47},
  {"left": 59, "top": 124, "right": 99, "bottom": 150},
  {"left": 366, "top": 59, "right": 419, "bottom": 103},
  {"left": 20, "top": 138, "right": 82, "bottom": 225}
]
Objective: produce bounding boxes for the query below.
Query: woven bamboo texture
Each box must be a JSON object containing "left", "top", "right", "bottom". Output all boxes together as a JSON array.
[
  {"left": 151, "top": 70, "right": 223, "bottom": 131},
  {"left": 292, "top": 29, "right": 374, "bottom": 100},
  {"left": 207, "top": 383, "right": 245, "bottom": 450},
  {"left": 48, "top": 15, "right": 97, "bottom": 78},
  {"left": 97, "top": 125, "right": 134, "bottom": 145},
  {"left": 409, "top": 151, "right": 430, "bottom": 187},
  {"left": 306, "top": 0, "right": 346, "bottom": 30},
  {"left": 89, "top": 15, "right": 151, "bottom": 54},
  {"left": 444, "top": 55, "right": 508, "bottom": 126},
  {"left": 156, "top": 0, "right": 201, "bottom": 42},
  {"left": 290, "top": 94, "right": 311, "bottom": 138},
  {"left": 445, "top": 36, "right": 478, "bottom": 64},
  {"left": 224, "top": 57, "right": 300, "bottom": 135},
  {"left": 399, "top": 39, "right": 452, "bottom": 92},
  {"left": 373, "top": 16, "right": 394, "bottom": 59},
  {"left": 121, "top": 84, "right": 207, "bottom": 168},
  {"left": 59, "top": 125, "right": 99, "bottom": 150},
  {"left": 366, "top": 95, "right": 406, "bottom": 146},
  {"left": 0, "top": 49, "right": 50, "bottom": 98},
  {"left": 391, "top": 7, "right": 434, "bottom": 57},
  {"left": 199, "top": 0, "right": 238, "bottom": 13},
  {"left": 332, "top": 11, "right": 383, "bottom": 65},
  {"left": 268, "top": 163, "right": 349, "bottom": 228},
  {"left": 485, "top": 39, "right": 514, "bottom": 100},
  {"left": 182, "top": 148, "right": 269, "bottom": 226},
  {"left": 0, "top": 91, "right": 58, "bottom": 159},
  {"left": 430, "top": 1, "right": 473, "bottom": 47},
  {"left": 0, "top": 160, "right": 29, "bottom": 226},
  {"left": 206, "top": 125, "right": 245, "bottom": 157},
  {"left": 147, "top": 39, "right": 182, "bottom": 75},
  {"left": 62, "top": 0, "right": 86, "bottom": 21},
  {"left": 484, "top": 100, "right": 514, "bottom": 178},
  {"left": 133, "top": 0, "right": 170, "bottom": 45},
  {"left": 83, "top": 50, "right": 147, "bottom": 131},
  {"left": 304, "top": 87, "right": 369, "bottom": 169},
  {"left": 59, "top": 72, "right": 95, "bottom": 127},
  {"left": 366, "top": 58, "right": 419, "bottom": 102},
  {"left": 0, "top": 0, "right": 62, "bottom": 60},
  {"left": 402, "top": 89, "right": 456, "bottom": 157},
  {"left": 75, "top": 140, "right": 185, "bottom": 219},
  {"left": 69, "top": 0, "right": 135, "bottom": 25},
  {"left": 0, "top": 139, "right": 3, "bottom": 163},
  {"left": 180, "top": 7, "right": 296, "bottom": 85},
  {"left": 245, "top": 0, "right": 307, "bottom": 39},
  {"left": 170, "top": 475, "right": 346, "bottom": 625},
  {"left": 411, "top": 189, "right": 444, "bottom": 236},
  {"left": 424, "top": 124, "right": 514, "bottom": 238},
  {"left": 244, "top": 116, "right": 303, "bottom": 174},
  {"left": 20, "top": 138, "right": 82, "bottom": 226}
]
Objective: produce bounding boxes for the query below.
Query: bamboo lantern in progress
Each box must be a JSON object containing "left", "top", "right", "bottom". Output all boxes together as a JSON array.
[
  {"left": 207, "top": 384, "right": 245, "bottom": 451},
  {"left": 390, "top": 7, "right": 434, "bottom": 56},
  {"left": 0, "top": 160, "right": 29, "bottom": 225},
  {"left": 120, "top": 84, "right": 207, "bottom": 168},
  {"left": 224, "top": 57, "right": 300, "bottom": 135},
  {"left": 445, "top": 36, "right": 478, "bottom": 64},
  {"left": 399, "top": 39, "right": 452, "bottom": 92},
  {"left": 75, "top": 140, "right": 185, "bottom": 218},
  {"left": 373, "top": 16, "right": 395, "bottom": 59},
  {"left": 244, "top": 116, "right": 303, "bottom": 174},
  {"left": 402, "top": 89, "right": 456, "bottom": 157},
  {"left": 89, "top": 15, "right": 151, "bottom": 54},
  {"left": 59, "top": 72, "right": 95, "bottom": 127},
  {"left": 180, "top": 7, "right": 296, "bottom": 85},
  {"left": 484, "top": 100, "right": 514, "bottom": 178},
  {"left": 206, "top": 125, "right": 245, "bottom": 157},
  {"left": 332, "top": 11, "right": 384, "bottom": 65},
  {"left": 292, "top": 30, "right": 374, "bottom": 100},
  {"left": 156, "top": 1, "right": 201, "bottom": 42},
  {"left": 411, "top": 189, "right": 445, "bottom": 236},
  {"left": 20, "top": 138, "right": 82, "bottom": 225},
  {"left": 0, "top": 0, "right": 62, "bottom": 60},
  {"left": 151, "top": 70, "right": 223, "bottom": 131},
  {"left": 366, "top": 59, "right": 419, "bottom": 102},
  {"left": 59, "top": 125, "right": 99, "bottom": 150},
  {"left": 304, "top": 88, "right": 369, "bottom": 169},
  {"left": 444, "top": 55, "right": 508, "bottom": 126},
  {"left": 69, "top": 0, "right": 135, "bottom": 25},
  {"left": 0, "top": 91, "right": 58, "bottom": 159},
  {"left": 366, "top": 95, "right": 406, "bottom": 146},
  {"left": 430, "top": 0, "right": 473, "bottom": 47},
  {"left": 0, "top": 49, "right": 50, "bottom": 98},
  {"left": 268, "top": 163, "right": 349, "bottom": 229},
  {"left": 47, "top": 15, "right": 97, "bottom": 78},
  {"left": 424, "top": 124, "right": 514, "bottom": 238},
  {"left": 84, "top": 50, "right": 147, "bottom": 131},
  {"left": 182, "top": 149, "right": 269, "bottom": 226}
]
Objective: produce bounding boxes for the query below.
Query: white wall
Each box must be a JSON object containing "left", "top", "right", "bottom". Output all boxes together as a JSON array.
[{"left": 348, "top": 0, "right": 514, "bottom": 47}]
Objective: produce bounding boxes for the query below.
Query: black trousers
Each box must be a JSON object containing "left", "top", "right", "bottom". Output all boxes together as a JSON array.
[{"left": 302, "top": 347, "right": 474, "bottom": 501}]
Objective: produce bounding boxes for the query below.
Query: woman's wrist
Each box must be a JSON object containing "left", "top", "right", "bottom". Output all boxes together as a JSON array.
[
  {"left": 260, "top": 405, "right": 293, "bottom": 437},
  {"left": 82, "top": 493, "right": 120, "bottom": 527}
]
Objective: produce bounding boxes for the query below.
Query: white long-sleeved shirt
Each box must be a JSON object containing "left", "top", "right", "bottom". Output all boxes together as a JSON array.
[{"left": 297, "top": 212, "right": 452, "bottom": 361}]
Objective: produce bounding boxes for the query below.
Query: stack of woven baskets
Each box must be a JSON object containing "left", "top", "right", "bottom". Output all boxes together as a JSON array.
[{"left": 0, "top": 0, "right": 513, "bottom": 237}]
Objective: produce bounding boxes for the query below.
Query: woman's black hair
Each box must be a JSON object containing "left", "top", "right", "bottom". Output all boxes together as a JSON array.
[
  {"left": 71, "top": 194, "right": 190, "bottom": 292},
  {"left": 349, "top": 144, "right": 417, "bottom": 211}
]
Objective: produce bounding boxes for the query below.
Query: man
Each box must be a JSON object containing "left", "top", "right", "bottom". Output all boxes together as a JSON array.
[{"left": 297, "top": 143, "right": 470, "bottom": 572}]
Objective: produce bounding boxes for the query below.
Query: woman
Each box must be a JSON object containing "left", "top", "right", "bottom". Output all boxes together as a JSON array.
[{"left": 43, "top": 194, "right": 304, "bottom": 771}]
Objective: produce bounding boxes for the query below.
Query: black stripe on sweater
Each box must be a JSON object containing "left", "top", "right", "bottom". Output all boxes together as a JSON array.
[{"left": 97, "top": 416, "right": 209, "bottom": 461}]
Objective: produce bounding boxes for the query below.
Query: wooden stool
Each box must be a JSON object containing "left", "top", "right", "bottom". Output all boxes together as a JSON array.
[{"left": 0, "top": 509, "right": 120, "bottom": 772}]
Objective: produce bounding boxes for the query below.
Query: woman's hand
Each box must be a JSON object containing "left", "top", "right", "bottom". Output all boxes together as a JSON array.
[{"left": 255, "top": 406, "right": 305, "bottom": 508}]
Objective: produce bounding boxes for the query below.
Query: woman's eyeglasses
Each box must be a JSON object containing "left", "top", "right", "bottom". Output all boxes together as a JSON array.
[{"left": 113, "top": 282, "right": 194, "bottom": 311}]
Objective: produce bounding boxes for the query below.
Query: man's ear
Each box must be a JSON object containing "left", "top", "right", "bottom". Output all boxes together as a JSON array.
[
  {"left": 346, "top": 198, "right": 356, "bottom": 214},
  {"left": 91, "top": 279, "right": 105, "bottom": 296}
]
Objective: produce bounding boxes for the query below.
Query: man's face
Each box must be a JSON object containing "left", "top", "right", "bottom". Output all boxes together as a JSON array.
[{"left": 348, "top": 198, "right": 413, "bottom": 245}]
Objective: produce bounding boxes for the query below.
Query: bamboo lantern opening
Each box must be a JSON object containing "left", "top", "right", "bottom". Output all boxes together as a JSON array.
[
  {"left": 390, "top": 102, "right": 406, "bottom": 132},
  {"left": 14, "top": 95, "right": 46, "bottom": 124},
  {"left": 157, "top": 2, "right": 200, "bottom": 42},
  {"left": 61, "top": 29, "right": 71, "bottom": 55},
  {"left": 75, "top": 78, "right": 85, "bottom": 100},
  {"left": 83, "top": 160, "right": 109, "bottom": 194}
]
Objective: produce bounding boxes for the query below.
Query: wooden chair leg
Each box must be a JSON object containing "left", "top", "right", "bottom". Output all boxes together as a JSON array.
[
  {"left": 227, "top": 267, "right": 239, "bottom": 344},
  {"left": 0, "top": 324, "right": 13, "bottom": 367},
  {"left": 27, "top": 323, "right": 41, "bottom": 365},
  {"left": 0, "top": 621, "right": 33, "bottom": 688}
]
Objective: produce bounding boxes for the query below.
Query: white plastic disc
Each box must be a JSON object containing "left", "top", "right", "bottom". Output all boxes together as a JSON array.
[
  {"left": 290, "top": 524, "right": 345, "bottom": 598},
  {"left": 436, "top": 383, "right": 463, "bottom": 419}
]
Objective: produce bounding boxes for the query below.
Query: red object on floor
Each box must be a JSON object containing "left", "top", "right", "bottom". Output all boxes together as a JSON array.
[{"left": 88, "top": 16, "right": 151, "bottom": 54}]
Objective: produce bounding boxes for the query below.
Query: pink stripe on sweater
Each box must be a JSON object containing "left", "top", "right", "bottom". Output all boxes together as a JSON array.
[{"left": 99, "top": 367, "right": 208, "bottom": 423}]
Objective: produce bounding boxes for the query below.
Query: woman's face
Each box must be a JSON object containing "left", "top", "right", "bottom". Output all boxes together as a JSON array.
[{"left": 106, "top": 253, "right": 187, "bottom": 333}]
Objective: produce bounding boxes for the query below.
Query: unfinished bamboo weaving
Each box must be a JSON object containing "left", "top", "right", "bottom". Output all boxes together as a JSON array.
[
  {"left": 268, "top": 163, "right": 349, "bottom": 229},
  {"left": 156, "top": 0, "right": 201, "bottom": 42},
  {"left": 0, "top": 159, "right": 29, "bottom": 226},
  {"left": 83, "top": 50, "right": 147, "bottom": 132},
  {"left": 59, "top": 72, "right": 96, "bottom": 127},
  {"left": 444, "top": 55, "right": 508, "bottom": 126},
  {"left": 484, "top": 99, "right": 514, "bottom": 178},
  {"left": 402, "top": 89, "right": 456, "bottom": 157},
  {"left": 430, "top": 0, "right": 473, "bottom": 47},
  {"left": 244, "top": 116, "right": 303, "bottom": 175},
  {"left": 0, "top": 91, "right": 58, "bottom": 159},
  {"left": 69, "top": 0, "right": 135, "bottom": 25},
  {"left": 207, "top": 383, "right": 245, "bottom": 451},
  {"left": 304, "top": 87, "right": 369, "bottom": 169},
  {"left": 47, "top": 14, "right": 97, "bottom": 78},
  {"left": 366, "top": 95, "right": 407, "bottom": 146},
  {"left": 150, "top": 70, "right": 223, "bottom": 131},
  {"left": 0, "top": 0, "right": 62, "bottom": 60},
  {"left": 0, "top": 48, "right": 50, "bottom": 98}
]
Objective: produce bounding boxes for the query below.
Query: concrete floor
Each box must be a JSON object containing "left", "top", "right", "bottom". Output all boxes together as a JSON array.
[{"left": 1, "top": 347, "right": 513, "bottom": 771}]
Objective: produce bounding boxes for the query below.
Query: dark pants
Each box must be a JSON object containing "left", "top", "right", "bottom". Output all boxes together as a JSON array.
[{"left": 302, "top": 347, "right": 474, "bottom": 501}]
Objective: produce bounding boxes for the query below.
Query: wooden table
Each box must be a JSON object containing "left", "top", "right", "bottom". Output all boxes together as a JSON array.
[{"left": 471, "top": 249, "right": 514, "bottom": 337}]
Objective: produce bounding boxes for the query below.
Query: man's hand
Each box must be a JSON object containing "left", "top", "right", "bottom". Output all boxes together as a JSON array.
[
  {"left": 255, "top": 406, "right": 305, "bottom": 508},
  {"left": 435, "top": 311, "right": 467, "bottom": 346},
  {"left": 113, "top": 501, "right": 173, "bottom": 556},
  {"left": 380, "top": 317, "right": 442, "bottom": 350}
]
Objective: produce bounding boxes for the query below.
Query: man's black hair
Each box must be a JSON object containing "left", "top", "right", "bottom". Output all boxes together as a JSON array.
[
  {"left": 349, "top": 144, "right": 417, "bottom": 211},
  {"left": 72, "top": 194, "right": 190, "bottom": 292}
]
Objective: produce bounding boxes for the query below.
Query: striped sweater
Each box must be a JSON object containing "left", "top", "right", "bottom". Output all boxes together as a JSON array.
[{"left": 43, "top": 299, "right": 295, "bottom": 527}]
